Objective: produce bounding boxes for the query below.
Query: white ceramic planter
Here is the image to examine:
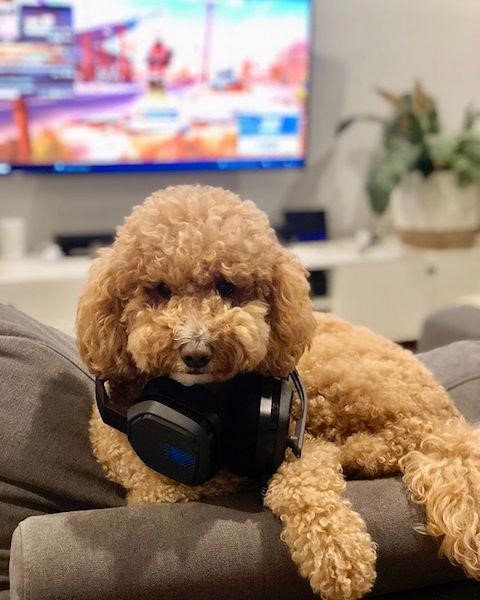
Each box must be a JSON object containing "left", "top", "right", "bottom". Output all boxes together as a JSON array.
[{"left": 391, "top": 171, "right": 480, "bottom": 248}]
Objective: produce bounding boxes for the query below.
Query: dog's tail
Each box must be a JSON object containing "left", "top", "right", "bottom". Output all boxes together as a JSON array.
[{"left": 400, "top": 418, "right": 480, "bottom": 578}]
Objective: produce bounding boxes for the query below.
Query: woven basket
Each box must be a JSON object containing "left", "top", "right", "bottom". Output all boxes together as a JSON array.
[{"left": 397, "top": 229, "right": 477, "bottom": 249}]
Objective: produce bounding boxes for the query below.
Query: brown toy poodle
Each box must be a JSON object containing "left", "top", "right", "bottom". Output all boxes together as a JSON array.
[{"left": 77, "top": 185, "right": 480, "bottom": 600}]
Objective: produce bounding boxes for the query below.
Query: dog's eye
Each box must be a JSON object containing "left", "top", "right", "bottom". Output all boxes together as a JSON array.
[
  {"left": 151, "top": 282, "right": 172, "bottom": 300},
  {"left": 216, "top": 279, "right": 235, "bottom": 298}
]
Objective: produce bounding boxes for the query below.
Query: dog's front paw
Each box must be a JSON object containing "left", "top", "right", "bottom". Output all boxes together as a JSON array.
[{"left": 283, "top": 507, "right": 377, "bottom": 600}]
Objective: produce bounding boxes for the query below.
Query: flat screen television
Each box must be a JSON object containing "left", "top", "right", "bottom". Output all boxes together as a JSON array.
[{"left": 0, "top": 0, "right": 311, "bottom": 175}]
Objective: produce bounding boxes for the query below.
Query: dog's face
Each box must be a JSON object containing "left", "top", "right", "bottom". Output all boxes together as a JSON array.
[
  {"left": 77, "top": 186, "right": 315, "bottom": 388},
  {"left": 124, "top": 278, "right": 271, "bottom": 386}
]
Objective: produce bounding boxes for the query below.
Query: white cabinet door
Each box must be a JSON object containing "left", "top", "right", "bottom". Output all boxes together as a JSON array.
[
  {"left": 424, "top": 248, "right": 480, "bottom": 311},
  {"left": 330, "top": 257, "right": 427, "bottom": 341}
]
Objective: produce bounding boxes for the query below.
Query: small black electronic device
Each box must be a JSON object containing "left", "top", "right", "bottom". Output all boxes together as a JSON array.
[
  {"left": 55, "top": 233, "right": 114, "bottom": 256},
  {"left": 280, "top": 210, "right": 328, "bottom": 243},
  {"left": 95, "top": 371, "right": 307, "bottom": 486}
]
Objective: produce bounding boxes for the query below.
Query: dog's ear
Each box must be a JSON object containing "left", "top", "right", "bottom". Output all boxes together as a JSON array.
[
  {"left": 76, "top": 247, "right": 136, "bottom": 379},
  {"left": 261, "top": 253, "right": 316, "bottom": 377}
]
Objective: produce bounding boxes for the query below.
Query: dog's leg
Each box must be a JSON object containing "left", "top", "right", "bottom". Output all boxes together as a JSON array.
[
  {"left": 400, "top": 418, "right": 480, "bottom": 580},
  {"left": 339, "top": 413, "right": 447, "bottom": 478},
  {"left": 340, "top": 421, "right": 427, "bottom": 478},
  {"left": 340, "top": 432, "right": 400, "bottom": 477},
  {"left": 342, "top": 418, "right": 480, "bottom": 580},
  {"left": 264, "top": 435, "right": 377, "bottom": 600}
]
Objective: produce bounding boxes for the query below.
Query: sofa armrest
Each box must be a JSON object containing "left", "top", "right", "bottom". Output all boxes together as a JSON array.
[
  {"left": 10, "top": 482, "right": 467, "bottom": 600},
  {"left": 9, "top": 494, "right": 313, "bottom": 600}
]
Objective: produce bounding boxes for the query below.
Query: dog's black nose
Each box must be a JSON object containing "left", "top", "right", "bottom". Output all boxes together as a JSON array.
[{"left": 180, "top": 344, "right": 212, "bottom": 369}]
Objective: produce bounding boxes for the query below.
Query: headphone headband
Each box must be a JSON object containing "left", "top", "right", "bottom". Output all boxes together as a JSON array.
[
  {"left": 288, "top": 369, "right": 307, "bottom": 458},
  {"left": 95, "top": 378, "right": 128, "bottom": 434}
]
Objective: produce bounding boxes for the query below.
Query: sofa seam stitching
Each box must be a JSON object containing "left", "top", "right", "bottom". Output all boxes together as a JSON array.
[{"left": 445, "top": 374, "right": 480, "bottom": 392}]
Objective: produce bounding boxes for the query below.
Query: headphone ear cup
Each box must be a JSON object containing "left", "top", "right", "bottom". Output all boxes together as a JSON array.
[
  {"left": 223, "top": 374, "right": 261, "bottom": 476},
  {"left": 252, "top": 377, "right": 293, "bottom": 479},
  {"left": 225, "top": 375, "right": 293, "bottom": 480}
]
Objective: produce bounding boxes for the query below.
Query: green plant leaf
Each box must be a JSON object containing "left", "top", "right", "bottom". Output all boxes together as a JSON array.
[
  {"left": 384, "top": 110, "right": 432, "bottom": 147},
  {"left": 366, "top": 141, "right": 422, "bottom": 215},
  {"left": 416, "top": 108, "right": 440, "bottom": 136},
  {"left": 424, "top": 134, "right": 459, "bottom": 167},
  {"left": 335, "top": 115, "right": 385, "bottom": 136},
  {"left": 458, "top": 132, "right": 480, "bottom": 164},
  {"left": 463, "top": 106, "right": 480, "bottom": 131},
  {"left": 451, "top": 154, "right": 480, "bottom": 187}
]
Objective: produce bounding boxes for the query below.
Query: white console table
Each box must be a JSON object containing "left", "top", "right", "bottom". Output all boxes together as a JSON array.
[
  {"left": 0, "top": 237, "right": 479, "bottom": 342},
  {"left": 0, "top": 257, "right": 91, "bottom": 337},
  {"left": 290, "top": 237, "right": 480, "bottom": 341}
]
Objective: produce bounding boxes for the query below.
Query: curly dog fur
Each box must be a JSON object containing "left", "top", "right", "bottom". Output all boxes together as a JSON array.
[{"left": 77, "top": 185, "right": 480, "bottom": 600}]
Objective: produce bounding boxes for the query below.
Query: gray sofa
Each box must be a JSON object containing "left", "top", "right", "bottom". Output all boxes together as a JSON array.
[
  {"left": 1, "top": 304, "right": 480, "bottom": 599},
  {"left": 419, "top": 304, "right": 480, "bottom": 352}
]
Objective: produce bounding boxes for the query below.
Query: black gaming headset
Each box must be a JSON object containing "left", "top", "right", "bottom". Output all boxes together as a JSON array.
[{"left": 95, "top": 371, "right": 307, "bottom": 486}]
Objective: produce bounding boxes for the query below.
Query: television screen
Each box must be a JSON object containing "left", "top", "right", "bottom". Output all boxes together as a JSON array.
[{"left": 0, "top": 0, "right": 311, "bottom": 174}]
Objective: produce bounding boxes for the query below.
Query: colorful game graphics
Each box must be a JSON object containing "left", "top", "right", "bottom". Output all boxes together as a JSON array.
[{"left": 0, "top": 0, "right": 311, "bottom": 173}]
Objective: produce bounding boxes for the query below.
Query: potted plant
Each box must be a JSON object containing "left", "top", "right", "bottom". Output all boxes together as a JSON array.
[{"left": 337, "top": 82, "right": 480, "bottom": 248}]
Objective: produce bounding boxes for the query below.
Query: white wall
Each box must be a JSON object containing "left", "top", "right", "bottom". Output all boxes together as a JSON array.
[{"left": 1, "top": 0, "right": 480, "bottom": 250}]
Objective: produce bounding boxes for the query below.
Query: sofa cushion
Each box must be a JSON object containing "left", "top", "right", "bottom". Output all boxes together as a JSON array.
[
  {"left": 418, "top": 304, "right": 480, "bottom": 352},
  {"left": 0, "top": 305, "right": 125, "bottom": 592},
  {"left": 377, "top": 579, "right": 480, "bottom": 599},
  {"left": 419, "top": 339, "right": 480, "bottom": 422}
]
